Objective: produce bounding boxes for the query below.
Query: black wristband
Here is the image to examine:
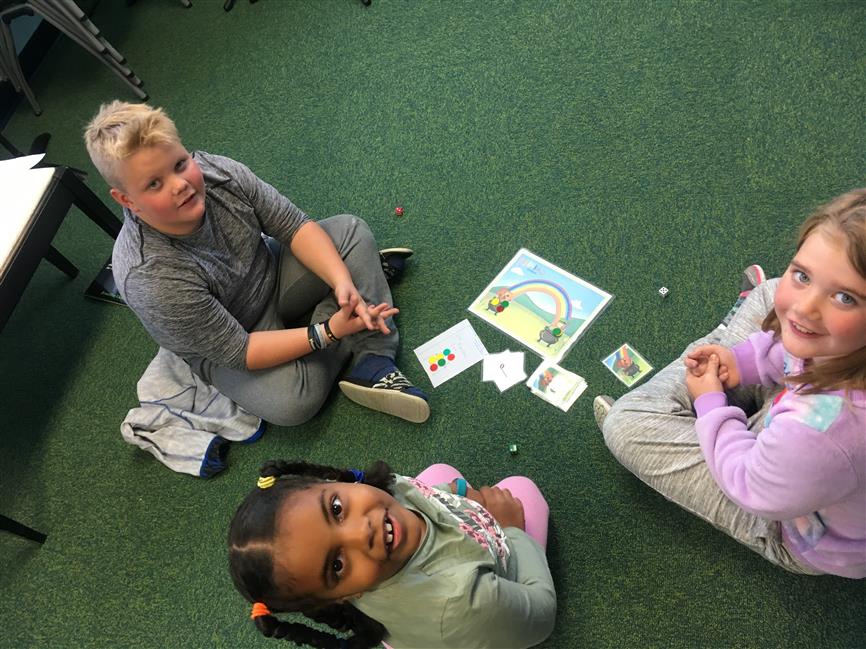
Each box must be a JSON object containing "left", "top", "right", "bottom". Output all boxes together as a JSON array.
[{"left": 323, "top": 318, "right": 340, "bottom": 342}]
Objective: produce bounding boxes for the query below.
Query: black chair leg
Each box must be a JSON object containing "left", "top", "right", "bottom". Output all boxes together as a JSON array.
[
  {"left": 0, "top": 514, "right": 47, "bottom": 544},
  {"left": 0, "top": 132, "right": 23, "bottom": 156},
  {"left": 0, "top": 130, "right": 50, "bottom": 157},
  {"left": 28, "top": 132, "right": 50, "bottom": 155}
]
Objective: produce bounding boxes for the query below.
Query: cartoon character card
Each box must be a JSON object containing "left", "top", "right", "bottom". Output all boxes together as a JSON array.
[
  {"left": 468, "top": 249, "right": 613, "bottom": 363},
  {"left": 526, "top": 361, "right": 587, "bottom": 412},
  {"left": 602, "top": 343, "right": 653, "bottom": 387}
]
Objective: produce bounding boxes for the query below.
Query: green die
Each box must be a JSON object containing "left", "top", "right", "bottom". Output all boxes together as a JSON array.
[{"left": 508, "top": 444, "right": 518, "bottom": 455}]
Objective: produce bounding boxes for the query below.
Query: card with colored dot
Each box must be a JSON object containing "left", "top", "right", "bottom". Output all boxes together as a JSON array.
[{"left": 413, "top": 319, "right": 488, "bottom": 387}]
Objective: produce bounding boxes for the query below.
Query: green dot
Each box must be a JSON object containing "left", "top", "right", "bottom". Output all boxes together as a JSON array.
[
  {"left": 438, "top": 359, "right": 446, "bottom": 366},
  {"left": 501, "top": 301, "right": 509, "bottom": 308},
  {"left": 552, "top": 327, "right": 562, "bottom": 336}
]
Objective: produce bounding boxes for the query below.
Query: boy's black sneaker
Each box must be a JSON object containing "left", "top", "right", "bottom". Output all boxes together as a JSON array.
[
  {"left": 339, "top": 354, "right": 430, "bottom": 423},
  {"left": 379, "top": 247, "right": 414, "bottom": 283}
]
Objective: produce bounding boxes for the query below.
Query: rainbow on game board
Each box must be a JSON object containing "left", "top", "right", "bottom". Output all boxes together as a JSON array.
[{"left": 428, "top": 349, "right": 456, "bottom": 372}]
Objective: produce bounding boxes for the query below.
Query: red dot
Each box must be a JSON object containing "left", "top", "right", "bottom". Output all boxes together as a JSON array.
[
  {"left": 447, "top": 354, "right": 455, "bottom": 361},
  {"left": 496, "top": 305, "right": 503, "bottom": 312},
  {"left": 430, "top": 364, "right": 438, "bottom": 371}
]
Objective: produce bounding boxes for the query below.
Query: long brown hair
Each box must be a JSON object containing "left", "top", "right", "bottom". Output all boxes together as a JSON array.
[{"left": 762, "top": 189, "right": 866, "bottom": 394}]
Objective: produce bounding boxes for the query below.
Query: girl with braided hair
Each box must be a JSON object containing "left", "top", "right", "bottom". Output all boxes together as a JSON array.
[{"left": 228, "top": 459, "right": 556, "bottom": 648}]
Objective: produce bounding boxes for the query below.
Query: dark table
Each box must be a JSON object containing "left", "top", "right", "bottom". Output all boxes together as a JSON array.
[{"left": 0, "top": 162, "right": 122, "bottom": 543}]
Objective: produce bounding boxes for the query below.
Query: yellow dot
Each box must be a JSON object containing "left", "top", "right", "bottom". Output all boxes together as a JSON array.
[{"left": 491, "top": 298, "right": 500, "bottom": 305}]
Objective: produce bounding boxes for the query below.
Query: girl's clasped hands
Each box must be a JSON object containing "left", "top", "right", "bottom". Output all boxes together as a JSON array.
[{"left": 684, "top": 344, "right": 740, "bottom": 399}]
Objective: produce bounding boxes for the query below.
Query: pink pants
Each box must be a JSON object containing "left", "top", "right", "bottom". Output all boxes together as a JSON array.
[{"left": 415, "top": 463, "right": 549, "bottom": 549}]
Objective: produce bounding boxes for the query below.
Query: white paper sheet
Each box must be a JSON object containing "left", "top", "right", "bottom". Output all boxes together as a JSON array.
[{"left": 414, "top": 319, "right": 488, "bottom": 387}]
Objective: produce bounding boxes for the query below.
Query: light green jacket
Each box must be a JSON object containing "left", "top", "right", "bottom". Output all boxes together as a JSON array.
[{"left": 354, "top": 476, "right": 556, "bottom": 648}]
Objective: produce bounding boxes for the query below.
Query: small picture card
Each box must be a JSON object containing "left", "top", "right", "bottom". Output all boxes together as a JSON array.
[
  {"left": 602, "top": 343, "right": 653, "bottom": 387},
  {"left": 526, "top": 361, "right": 587, "bottom": 412},
  {"left": 414, "top": 319, "right": 488, "bottom": 387}
]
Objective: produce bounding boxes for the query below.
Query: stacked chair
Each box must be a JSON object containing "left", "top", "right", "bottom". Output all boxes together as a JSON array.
[{"left": 0, "top": 0, "right": 148, "bottom": 115}]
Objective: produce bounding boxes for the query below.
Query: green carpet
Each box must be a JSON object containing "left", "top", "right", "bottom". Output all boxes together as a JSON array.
[{"left": 1, "top": 1, "right": 864, "bottom": 647}]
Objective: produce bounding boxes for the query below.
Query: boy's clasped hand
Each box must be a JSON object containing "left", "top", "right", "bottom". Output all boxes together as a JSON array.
[{"left": 330, "top": 280, "right": 399, "bottom": 338}]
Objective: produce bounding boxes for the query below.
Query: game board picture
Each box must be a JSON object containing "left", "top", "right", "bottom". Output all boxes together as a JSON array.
[
  {"left": 468, "top": 249, "right": 613, "bottom": 363},
  {"left": 602, "top": 343, "right": 653, "bottom": 387},
  {"left": 526, "top": 361, "right": 587, "bottom": 412}
]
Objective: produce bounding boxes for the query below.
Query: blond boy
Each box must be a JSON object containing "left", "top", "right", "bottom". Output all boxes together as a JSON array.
[{"left": 84, "top": 101, "right": 429, "bottom": 425}]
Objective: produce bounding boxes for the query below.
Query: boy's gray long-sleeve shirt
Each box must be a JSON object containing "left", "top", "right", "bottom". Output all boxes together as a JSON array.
[
  {"left": 355, "top": 476, "right": 556, "bottom": 649},
  {"left": 111, "top": 151, "right": 311, "bottom": 370}
]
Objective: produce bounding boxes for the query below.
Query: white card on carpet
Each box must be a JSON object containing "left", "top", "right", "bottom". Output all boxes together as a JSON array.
[
  {"left": 414, "top": 319, "right": 488, "bottom": 387},
  {"left": 493, "top": 371, "right": 527, "bottom": 392},
  {"left": 483, "top": 350, "right": 527, "bottom": 391}
]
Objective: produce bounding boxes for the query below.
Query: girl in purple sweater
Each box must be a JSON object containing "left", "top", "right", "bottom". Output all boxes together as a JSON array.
[{"left": 595, "top": 189, "right": 866, "bottom": 578}]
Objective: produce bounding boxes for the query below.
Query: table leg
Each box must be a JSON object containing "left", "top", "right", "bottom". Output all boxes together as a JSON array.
[
  {"left": 44, "top": 245, "right": 79, "bottom": 278},
  {"left": 0, "top": 514, "right": 47, "bottom": 544},
  {"left": 61, "top": 168, "right": 122, "bottom": 238}
]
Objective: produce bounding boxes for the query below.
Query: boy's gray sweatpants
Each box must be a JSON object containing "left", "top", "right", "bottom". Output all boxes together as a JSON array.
[
  {"left": 602, "top": 278, "right": 818, "bottom": 573},
  {"left": 190, "top": 214, "right": 398, "bottom": 426}
]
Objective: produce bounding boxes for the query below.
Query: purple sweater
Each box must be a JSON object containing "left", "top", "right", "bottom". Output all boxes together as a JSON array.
[{"left": 693, "top": 331, "right": 866, "bottom": 578}]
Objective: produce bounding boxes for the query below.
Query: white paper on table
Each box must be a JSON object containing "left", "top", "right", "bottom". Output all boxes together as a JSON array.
[
  {"left": 414, "top": 319, "right": 488, "bottom": 387},
  {"left": 0, "top": 154, "right": 45, "bottom": 175},
  {"left": 482, "top": 350, "right": 527, "bottom": 391},
  {"left": 0, "top": 161, "right": 56, "bottom": 277}
]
